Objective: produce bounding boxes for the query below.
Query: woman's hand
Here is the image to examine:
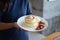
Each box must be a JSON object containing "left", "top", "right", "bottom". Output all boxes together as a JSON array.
[
  {"left": 13, "top": 22, "right": 28, "bottom": 31},
  {"left": 13, "top": 22, "right": 22, "bottom": 30}
]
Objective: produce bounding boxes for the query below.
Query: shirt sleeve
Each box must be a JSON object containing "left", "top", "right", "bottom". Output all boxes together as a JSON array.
[{"left": 26, "top": 0, "right": 32, "bottom": 15}]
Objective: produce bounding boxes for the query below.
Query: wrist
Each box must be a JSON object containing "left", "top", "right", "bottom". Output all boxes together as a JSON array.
[
  {"left": 7, "top": 23, "right": 15, "bottom": 28},
  {"left": 11, "top": 23, "right": 15, "bottom": 27},
  {"left": 11, "top": 22, "right": 18, "bottom": 28}
]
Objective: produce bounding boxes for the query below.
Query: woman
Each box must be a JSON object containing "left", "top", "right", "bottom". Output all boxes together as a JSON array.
[{"left": 0, "top": 0, "right": 32, "bottom": 40}]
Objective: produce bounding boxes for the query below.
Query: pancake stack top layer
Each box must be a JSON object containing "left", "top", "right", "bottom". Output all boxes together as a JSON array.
[{"left": 24, "top": 15, "right": 40, "bottom": 28}]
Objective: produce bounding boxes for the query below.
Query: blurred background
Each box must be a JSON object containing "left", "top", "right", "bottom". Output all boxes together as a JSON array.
[{"left": 29, "top": 0, "right": 60, "bottom": 40}]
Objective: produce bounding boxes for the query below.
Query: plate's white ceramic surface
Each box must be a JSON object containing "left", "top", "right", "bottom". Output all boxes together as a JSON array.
[{"left": 17, "top": 15, "right": 48, "bottom": 32}]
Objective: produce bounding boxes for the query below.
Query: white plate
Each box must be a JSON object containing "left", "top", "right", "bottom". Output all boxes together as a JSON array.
[{"left": 17, "top": 15, "right": 48, "bottom": 32}]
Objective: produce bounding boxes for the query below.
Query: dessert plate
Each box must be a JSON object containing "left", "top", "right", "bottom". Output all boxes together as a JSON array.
[{"left": 17, "top": 15, "right": 48, "bottom": 32}]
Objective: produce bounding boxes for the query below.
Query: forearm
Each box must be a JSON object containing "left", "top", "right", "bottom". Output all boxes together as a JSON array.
[{"left": 0, "top": 22, "right": 14, "bottom": 30}]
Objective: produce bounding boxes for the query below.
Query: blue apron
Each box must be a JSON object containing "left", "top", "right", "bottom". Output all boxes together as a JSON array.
[{"left": 0, "top": 0, "right": 31, "bottom": 40}]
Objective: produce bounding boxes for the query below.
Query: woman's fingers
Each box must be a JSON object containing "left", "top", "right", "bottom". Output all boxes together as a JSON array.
[{"left": 14, "top": 22, "right": 28, "bottom": 32}]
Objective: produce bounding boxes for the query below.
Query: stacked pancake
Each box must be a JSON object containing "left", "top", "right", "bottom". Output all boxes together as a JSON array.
[{"left": 24, "top": 15, "right": 40, "bottom": 28}]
